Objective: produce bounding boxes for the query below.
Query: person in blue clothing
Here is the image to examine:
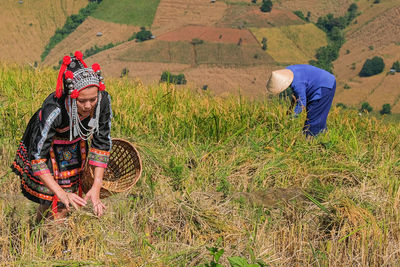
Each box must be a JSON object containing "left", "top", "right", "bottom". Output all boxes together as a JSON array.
[{"left": 266, "top": 64, "right": 336, "bottom": 137}]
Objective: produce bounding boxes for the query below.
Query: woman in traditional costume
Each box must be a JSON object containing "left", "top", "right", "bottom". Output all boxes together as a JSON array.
[{"left": 11, "top": 51, "right": 112, "bottom": 220}]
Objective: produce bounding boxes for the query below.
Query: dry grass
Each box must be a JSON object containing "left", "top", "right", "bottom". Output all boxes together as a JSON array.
[{"left": 1, "top": 65, "right": 400, "bottom": 265}]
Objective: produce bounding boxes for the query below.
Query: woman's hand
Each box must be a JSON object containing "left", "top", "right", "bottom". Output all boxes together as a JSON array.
[
  {"left": 57, "top": 191, "right": 87, "bottom": 211},
  {"left": 84, "top": 188, "right": 106, "bottom": 217}
]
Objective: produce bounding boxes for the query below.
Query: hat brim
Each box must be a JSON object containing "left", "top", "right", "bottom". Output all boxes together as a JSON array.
[{"left": 266, "top": 69, "right": 294, "bottom": 94}]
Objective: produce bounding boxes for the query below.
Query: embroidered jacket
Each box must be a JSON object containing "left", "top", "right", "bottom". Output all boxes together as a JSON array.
[{"left": 11, "top": 91, "right": 112, "bottom": 203}]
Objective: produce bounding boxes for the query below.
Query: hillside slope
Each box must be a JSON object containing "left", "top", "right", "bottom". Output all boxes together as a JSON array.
[
  {"left": 333, "top": 1, "right": 400, "bottom": 112},
  {"left": 0, "top": 0, "right": 87, "bottom": 64},
  {"left": 43, "top": 16, "right": 139, "bottom": 66}
]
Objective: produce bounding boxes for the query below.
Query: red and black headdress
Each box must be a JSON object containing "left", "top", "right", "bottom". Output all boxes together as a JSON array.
[
  {"left": 55, "top": 51, "right": 106, "bottom": 141},
  {"left": 55, "top": 51, "right": 105, "bottom": 99}
]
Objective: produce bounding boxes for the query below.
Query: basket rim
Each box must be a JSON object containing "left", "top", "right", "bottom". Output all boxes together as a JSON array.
[
  {"left": 107, "top": 138, "right": 143, "bottom": 192},
  {"left": 82, "top": 138, "right": 143, "bottom": 193}
]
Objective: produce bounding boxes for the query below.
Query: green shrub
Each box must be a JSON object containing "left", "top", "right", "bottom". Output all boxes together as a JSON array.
[
  {"left": 84, "top": 43, "right": 115, "bottom": 58},
  {"left": 260, "top": 0, "right": 273, "bottom": 12},
  {"left": 391, "top": 61, "right": 400, "bottom": 72},
  {"left": 359, "top": 56, "right": 385, "bottom": 77},
  {"left": 160, "top": 71, "right": 187, "bottom": 85},
  {"left": 360, "top": 102, "right": 373, "bottom": 113},
  {"left": 380, "top": 104, "right": 391, "bottom": 115},
  {"left": 136, "top": 27, "right": 153, "bottom": 42},
  {"left": 294, "top": 11, "right": 306, "bottom": 21},
  {"left": 311, "top": 4, "right": 359, "bottom": 72},
  {"left": 191, "top": 38, "right": 204, "bottom": 45}
]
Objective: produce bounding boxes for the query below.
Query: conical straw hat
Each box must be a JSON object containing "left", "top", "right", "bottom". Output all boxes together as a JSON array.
[{"left": 266, "top": 69, "right": 294, "bottom": 94}]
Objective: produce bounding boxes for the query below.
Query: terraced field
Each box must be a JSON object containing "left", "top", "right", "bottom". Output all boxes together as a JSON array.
[
  {"left": 0, "top": 0, "right": 86, "bottom": 64},
  {"left": 43, "top": 17, "right": 139, "bottom": 67},
  {"left": 91, "top": 0, "right": 160, "bottom": 26},
  {"left": 251, "top": 23, "right": 328, "bottom": 64},
  {"left": 151, "top": 0, "right": 227, "bottom": 35},
  {"left": 333, "top": 2, "right": 400, "bottom": 111},
  {"left": 157, "top": 25, "right": 258, "bottom": 45}
]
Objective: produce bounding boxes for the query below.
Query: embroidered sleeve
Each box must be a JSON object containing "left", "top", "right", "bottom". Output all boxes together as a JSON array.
[
  {"left": 88, "top": 148, "right": 110, "bottom": 168},
  {"left": 92, "top": 91, "right": 112, "bottom": 152},
  {"left": 31, "top": 159, "right": 51, "bottom": 176},
  {"left": 29, "top": 105, "right": 61, "bottom": 167}
]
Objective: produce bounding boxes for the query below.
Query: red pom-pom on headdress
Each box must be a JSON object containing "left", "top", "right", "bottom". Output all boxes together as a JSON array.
[
  {"left": 70, "top": 89, "right": 80, "bottom": 99},
  {"left": 92, "top": 63, "right": 101, "bottom": 73},
  {"left": 74, "top": 51, "right": 87, "bottom": 68},
  {"left": 55, "top": 56, "right": 72, "bottom": 98},
  {"left": 63, "top": 56, "right": 71, "bottom": 66},
  {"left": 99, "top": 82, "right": 106, "bottom": 91},
  {"left": 64, "top": 70, "right": 74, "bottom": 80}
]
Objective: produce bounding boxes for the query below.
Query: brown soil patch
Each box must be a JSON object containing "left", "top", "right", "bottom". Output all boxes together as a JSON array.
[
  {"left": 43, "top": 17, "right": 139, "bottom": 66},
  {"left": 157, "top": 25, "right": 258, "bottom": 45},
  {"left": 0, "top": 0, "right": 87, "bottom": 64},
  {"left": 151, "top": 0, "right": 228, "bottom": 36},
  {"left": 253, "top": 8, "right": 304, "bottom": 23},
  {"left": 217, "top": 6, "right": 303, "bottom": 28}
]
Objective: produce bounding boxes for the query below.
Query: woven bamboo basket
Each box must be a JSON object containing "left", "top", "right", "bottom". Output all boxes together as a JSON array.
[{"left": 81, "top": 138, "right": 142, "bottom": 198}]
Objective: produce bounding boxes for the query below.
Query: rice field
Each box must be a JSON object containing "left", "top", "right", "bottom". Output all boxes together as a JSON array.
[
  {"left": 1, "top": 64, "right": 400, "bottom": 266},
  {"left": 91, "top": 0, "right": 161, "bottom": 26},
  {"left": 250, "top": 24, "right": 328, "bottom": 65}
]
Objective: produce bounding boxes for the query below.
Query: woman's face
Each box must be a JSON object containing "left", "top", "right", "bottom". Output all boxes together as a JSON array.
[{"left": 76, "top": 86, "right": 98, "bottom": 117}]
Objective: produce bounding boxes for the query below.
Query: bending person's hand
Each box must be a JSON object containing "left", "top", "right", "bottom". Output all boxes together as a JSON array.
[
  {"left": 58, "top": 192, "right": 87, "bottom": 211},
  {"left": 84, "top": 188, "right": 106, "bottom": 217}
]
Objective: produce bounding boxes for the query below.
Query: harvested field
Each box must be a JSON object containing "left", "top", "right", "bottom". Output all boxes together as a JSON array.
[
  {"left": 117, "top": 40, "right": 195, "bottom": 65},
  {"left": 152, "top": 0, "right": 227, "bottom": 35},
  {"left": 333, "top": 2, "right": 400, "bottom": 110},
  {"left": 366, "top": 74, "right": 400, "bottom": 110},
  {"left": 157, "top": 25, "right": 259, "bottom": 45},
  {"left": 183, "top": 65, "right": 273, "bottom": 98},
  {"left": 0, "top": 0, "right": 87, "bottom": 64},
  {"left": 109, "top": 39, "right": 274, "bottom": 67},
  {"left": 251, "top": 24, "right": 327, "bottom": 64},
  {"left": 274, "top": 0, "right": 353, "bottom": 21},
  {"left": 333, "top": 75, "right": 384, "bottom": 108},
  {"left": 194, "top": 43, "right": 274, "bottom": 66},
  {"left": 87, "top": 45, "right": 274, "bottom": 99},
  {"left": 217, "top": 6, "right": 304, "bottom": 28},
  {"left": 392, "top": 99, "right": 400, "bottom": 113},
  {"left": 43, "top": 17, "right": 139, "bottom": 67},
  {"left": 344, "top": 0, "right": 400, "bottom": 37}
]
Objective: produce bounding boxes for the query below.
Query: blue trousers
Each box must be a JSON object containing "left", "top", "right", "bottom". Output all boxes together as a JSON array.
[{"left": 303, "top": 82, "right": 336, "bottom": 137}]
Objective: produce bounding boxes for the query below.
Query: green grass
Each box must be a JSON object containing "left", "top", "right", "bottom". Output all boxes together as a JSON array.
[
  {"left": 1, "top": 64, "right": 400, "bottom": 265},
  {"left": 91, "top": 0, "right": 161, "bottom": 26}
]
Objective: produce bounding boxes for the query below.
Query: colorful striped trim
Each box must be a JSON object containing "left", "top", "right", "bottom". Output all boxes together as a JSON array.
[
  {"left": 88, "top": 148, "right": 110, "bottom": 168},
  {"left": 31, "top": 158, "right": 50, "bottom": 176},
  {"left": 88, "top": 160, "right": 108, "bottom": 168},
  {"left": 53, "top": 137, "right": 82, "bottom": 145}
]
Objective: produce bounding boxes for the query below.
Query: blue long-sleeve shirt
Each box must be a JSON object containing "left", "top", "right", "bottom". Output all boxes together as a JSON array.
[{"left": 286, "top": 65, "right": 336, "bottom": 114}]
